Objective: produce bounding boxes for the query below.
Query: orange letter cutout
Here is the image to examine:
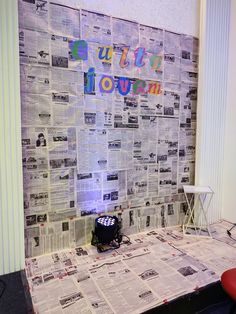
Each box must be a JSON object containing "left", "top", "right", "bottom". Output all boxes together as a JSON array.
[{"left": 119, "top": 46, "right": 130, "bottom": 68}]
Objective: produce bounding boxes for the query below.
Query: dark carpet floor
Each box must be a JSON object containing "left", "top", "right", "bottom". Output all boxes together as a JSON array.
[
  {"left": 142, "top": 281, "right": 233, "bottom": 314},
  {"left": 197, "top": 300, "right": 234, "bottom": 314},
  {"left": 0, "top": 271, "right": 32, "bottom": 314},
  {"left": 0, "top": 271, "right": 234, "bottom": 314}
]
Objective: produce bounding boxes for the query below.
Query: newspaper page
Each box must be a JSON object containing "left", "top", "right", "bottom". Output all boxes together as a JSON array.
[
  {"left": 21, "top": 93, "right": 51, "bottom": 126},
  {"left": 79, "top": 202, "right": 106, "bottom": 217},
  {"left": 112, "top": 18, "right": 139, "bottom": 49},
  {"left": 164, "top": 31, "right": 181, "bottom": 57},
  {"left": 119, "top": 208, "right": 139, "bottom": 235},
  {"left": 52, "top": 94, "right": 84, "bottom": 126},
  {"left": 127, "top": 165, "right": 148, "bottom": 200},
  {"left": 24, "top": 188, "right": 49, "bottom": 216},
  {"left": 25, "top": 227, "right": 44, "bottom": 257},
  {"left": 30, "top": 276, "right": 92, "bottom": 314},
  {"left": 164, "top": 54, "right": 181, "bottom": 82},
  {"left": 22, "top": 127, "right": 48, "bottom": 172},
  {"left": 123, "top": 249, "right": 188, "bottom": 301},
  {"left": 139, "top": 92, "right": 163, "bottom": 116},
  {"left": 49, "top": 2, "right": 80, "bottom": 38},
  {"left": 51, "top": 68, "right": 84, "bottom": 126},
  {"left": 77, "top": 129, "right": 108, "bottom": 172},
  {"left": 161, "top": 251, "right": 219, "bottom": 290},
  {"left": 18, "top": 0, "right": 48, "bottom": 32},
  {"left": 180, "top": 83, "right": 198, "bottom": 128},
  {"left": 40, "top": 220, "right": 76, "bottom": 254},
  {"left": 48, "top": 127, "right": 77, "bottom": 169},
  {"left": 84, "top": 215, "right": 96, "bottom": 243},
  {"left": 50, "top": 34, "right": 82, "bottom": 70},
  {"left": 75, "top": 271, "right": 113, "bottom": 314},
  {"left": 20, "top": 65, "right": 50, "bottom": 95},
  {"left": 166, "top": 203, "right": 178, "bottom": 226},
  {"left": 139, "top": 25, "right": 163, "bottom": 54},
  {"left": 107, "top": 129, "right": 133, "bottom": 170},
  {"left": 23, "top": 159, "right": 49, "bottom": 223},
  {"left": 19, "top": 28, "right": 50, "bottom": 65},
  {"left": 163, "top": 82, "right": 180, "bottom": 117},
  {"left": 81, "top": 10, "right": 112, "bottom": 44},
  {"left": 90, "top": 260, "right": 158, "bottom": 314},
  {"left": 148, "top": 165, "right": 159, "bottom": 197},
  {"left": 171, "top": 159, "right": 178, "bottom": 195},
  {"left": 51, "top": 67, "right": 84, "bottom": 95},
  {"left": 113, "top": 80, "right": 139, "bottom": 129},
  {"left": 48, "top": 209, "right": 77, "bottom": 223},
  {"left": 179, "top": 240, "right": 236, "bottom": 276},
  {"left": 159, "top": 159, "right": 172, "bottom": 196},
  {"left": 74, "top": 219, "right": 86, "bottom": 246},
  {"left": 106, "top": 201, "right": 128, "bottom": 214},
  {"left": 76, "top": 172, "right": 102, "bottom": 206},
  {"left": 102, "top": 171, "right": 126, "bottom": 204},
  {"left": 211, "top": 220, "right": 236, "bottom": 248},
  {"left": 157, "top": 204, "right": 168, "bottom": 228},
  {"left": 23, "top": 170, "right": 49, "bottom": 191},
  {"left": 178, "top": 160, "right": 195, "bottom": 192},
  {"left": 138, "top": 206, "right": 158, "bottom": 231},
  {"left": 179, "top": 128, "right": 196, "bottom": 162},
  {"left": 22, "top": 146, "right": 48, "bottom": 173},
  {"left": 181, "top": 69, "right": 198, "bottom": 85},
  {"left": 133, "top": 116, "right": 158, "bottom": 164},
  {"left": 26, "top": 250, "right": 78, "bottom": 278},
  {"left": 83, "top": 94, "right": 113, "bottom": 129},
  {"left": 157, "top": 117, "right": 178, "bottom": 196},
  {"left": 157, "top": 117, "right": 179, "bottom": 153},
  {"left": 50, "top": 168, "right": 75, "bottom": 211},
  {"left": 164, "top": 31, "right": 181, "bottom": 82},
  {"left": 181, "top": 35, "right": 199, "bottom": 71}
]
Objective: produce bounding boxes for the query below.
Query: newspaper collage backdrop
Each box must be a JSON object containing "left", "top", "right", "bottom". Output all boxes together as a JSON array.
[{"left": 19, "top": 0, "right": 198, "bottom": 257}]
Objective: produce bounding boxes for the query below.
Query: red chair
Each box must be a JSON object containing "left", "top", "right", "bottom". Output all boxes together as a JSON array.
[{"left": 221, "top": 268, "right": 236, "bottom": 314}]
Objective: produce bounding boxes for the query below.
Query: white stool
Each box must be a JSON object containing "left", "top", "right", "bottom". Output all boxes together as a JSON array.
[{"left": 183, "top": 185, "right": 214, "bottom": 237}]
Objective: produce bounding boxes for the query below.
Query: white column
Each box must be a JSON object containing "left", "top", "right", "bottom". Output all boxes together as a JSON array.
[
  {"left": 0, "top": 0, "right": 25, "bottom": 274},
  {"left": 195, "top": 0, "right": 231, "bottom": 223},
  {"left": 222, "top": 0, "right": 236, "bottom": 223}
]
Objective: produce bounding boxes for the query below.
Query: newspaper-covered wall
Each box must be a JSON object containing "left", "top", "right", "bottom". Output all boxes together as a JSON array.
[{"left": 18, "top": 0, "right": 198, "bottom": 257}]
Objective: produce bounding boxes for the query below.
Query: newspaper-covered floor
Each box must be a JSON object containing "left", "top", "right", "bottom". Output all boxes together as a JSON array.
[{"left": 25, "top": 220, "right": 236, "bottom": 314}]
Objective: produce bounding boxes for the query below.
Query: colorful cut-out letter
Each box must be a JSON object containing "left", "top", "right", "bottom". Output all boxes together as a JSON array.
[
  {"left": 84, "top": 67, "right": 95, "bottom": 94},
  {"left": 117, "top": 77, "right": 131, "bottom": 96},
  {"left": 134, "top": 47, "right": 146, "bottom": 67},
  {"left": 97, "top": 46, "right": 113, "bottom": 63},
  {"left": 119, "top": 47, "right": 130, "bottom": 68},
  {"left": 150, "top": 55, "right": 162, "bottom": 71},
  {"left": 148, "top": 81, "right": 162, "bottom": 95},
  {"left": 70, "top": 40, "right": 88, "bottom": 60},
  {"left": 133, "top": 79, "right": 146, "bottom": 95},
  {"left": 99, "top": 75, "right": 115, "bottom": 93}
]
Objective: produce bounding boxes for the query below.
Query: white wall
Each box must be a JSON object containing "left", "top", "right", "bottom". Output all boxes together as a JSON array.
[
  {"left": 222, "top": 0, "right": 236, "bottom": 223},
  {"left": 56, "top": 0, "right": 200, "bottom": 37},
  {"left": 195, "top": 0, "right": 231, "bottom": 223},
  {"left": 0, "top": 0, "right": 25, "bottom": 275}
]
